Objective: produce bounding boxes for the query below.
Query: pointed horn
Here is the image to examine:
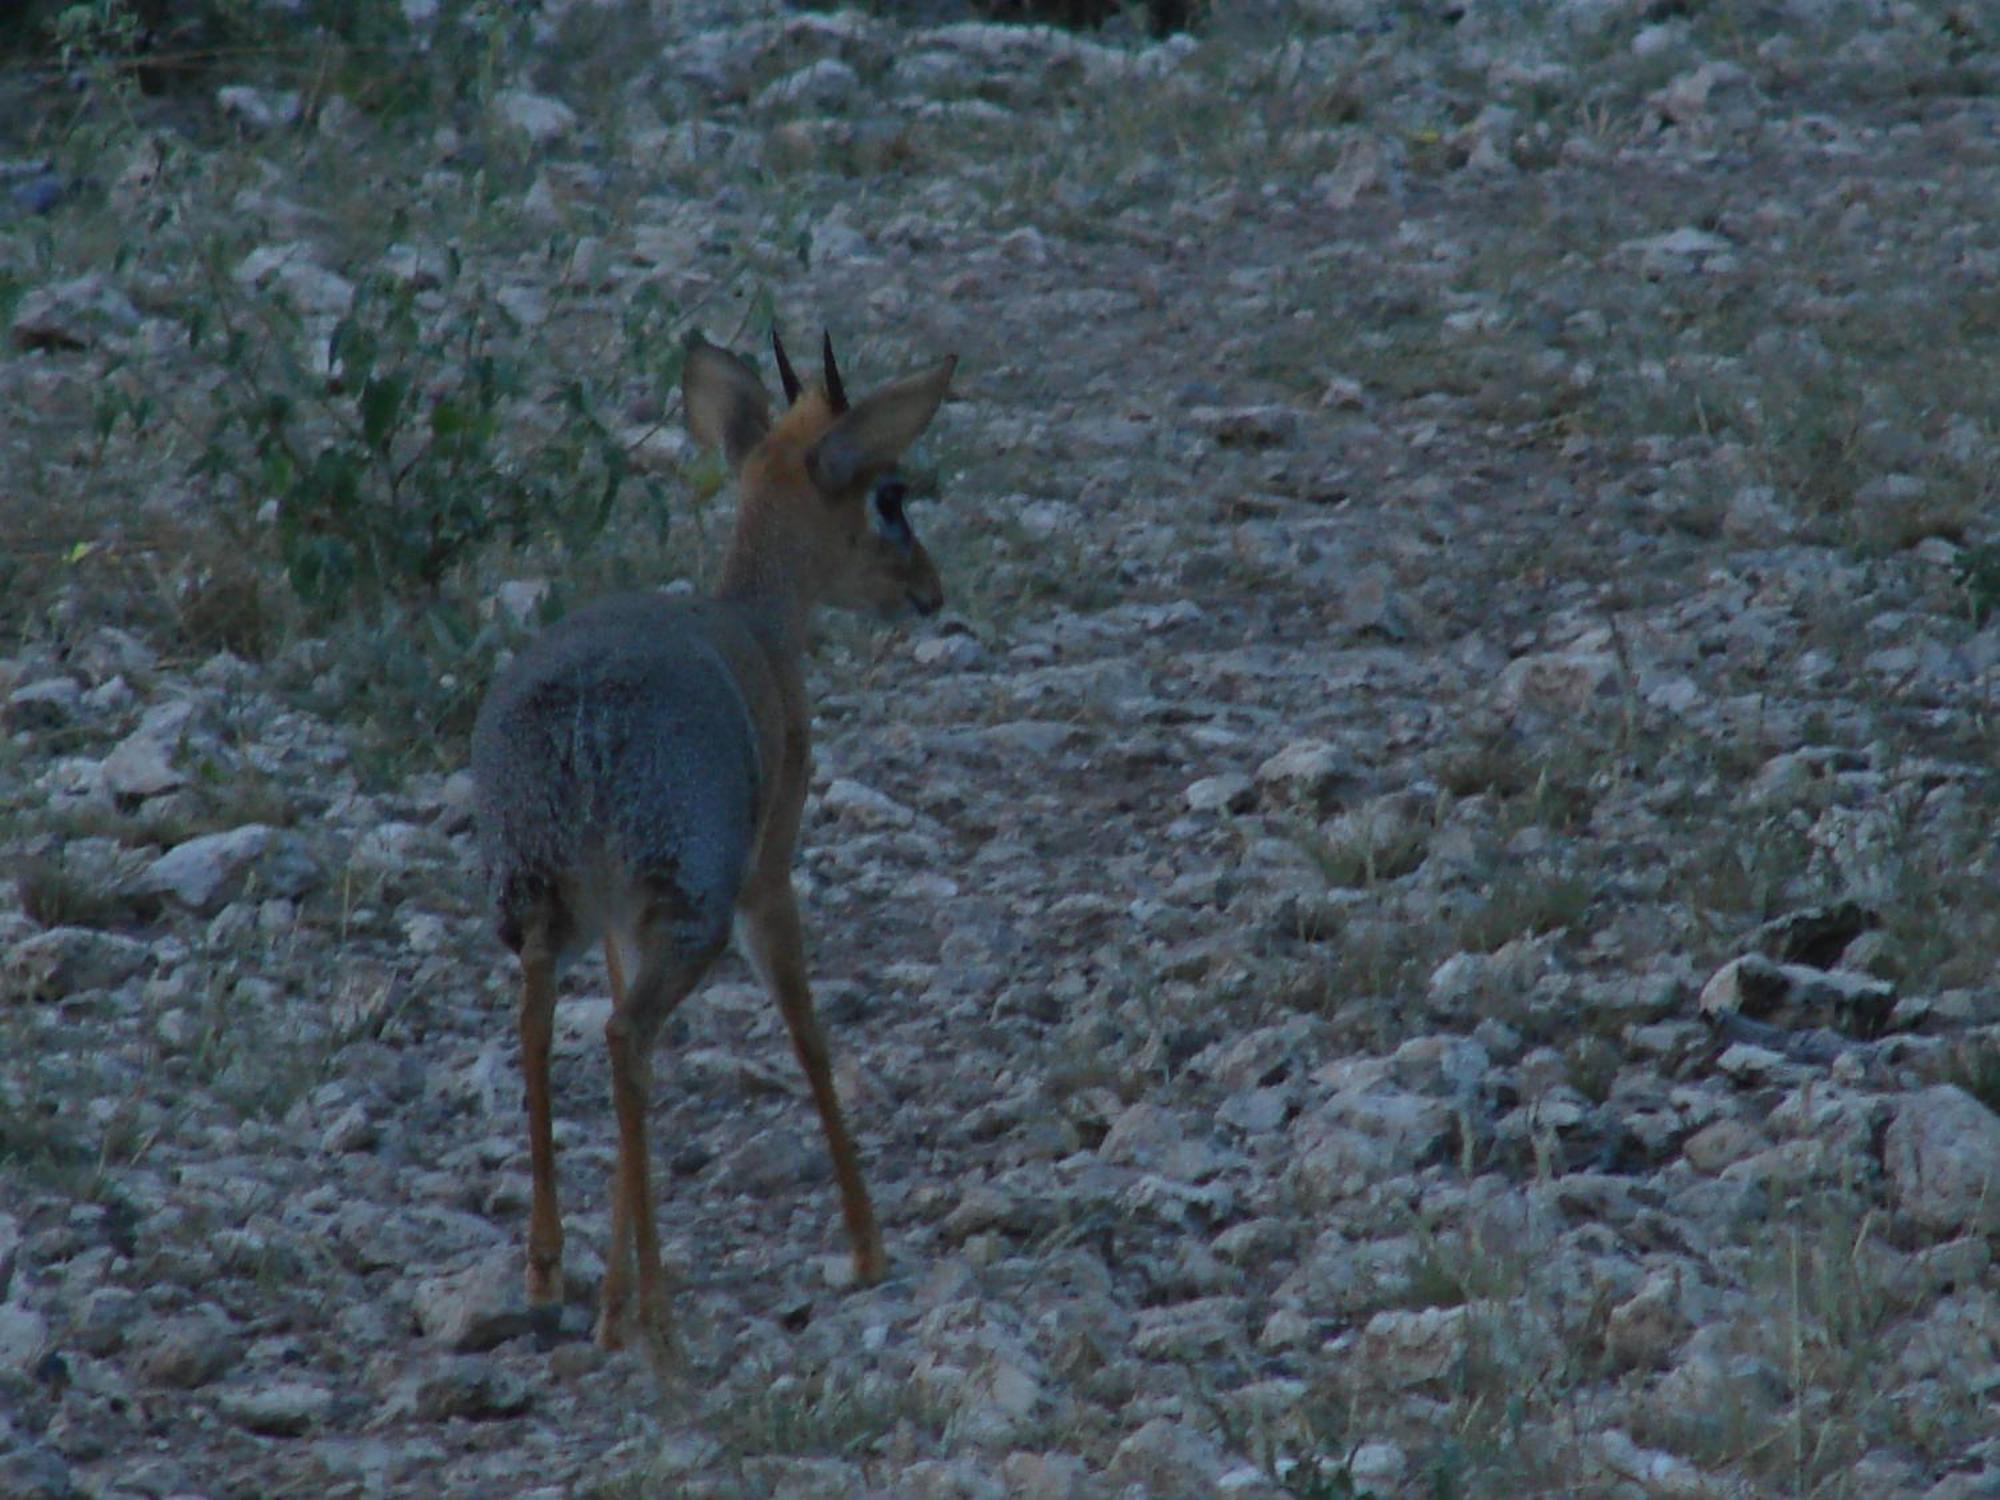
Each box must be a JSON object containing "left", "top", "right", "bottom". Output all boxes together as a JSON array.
[
  {"left": 822, "top": 330, "right": 849, "bottom": 414},
  {"left": 771, "top": 327, "right": 803, "bottom": 406}
]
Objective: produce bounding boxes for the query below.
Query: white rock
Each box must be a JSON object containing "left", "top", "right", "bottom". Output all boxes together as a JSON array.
[
  {"left": 1500, "top": 642, "right": 1619, "bottom": 709},
  {"left": 133, "top": 1307, "right": 236, "bottom": 1387},
  {"left": 998, "top": 1452, "right": 1091, "bottom": 1500},
  {"left": 1255, "top": 739, "right": 1349, "bottom": 806},
  {"left": 218, "top": 1380, "right": 335, "bottom": 1435},
  {"left": 234, "top": 242, "right": 355, "bottom": 317},
  {"left": 1106, "top": 1416, "right": 1228, "bottom": 1488},
  {"left": 3, "top": 927, "right": 150, "bottom": 1001},
  {"left": 1884, "top": 1086, "right": 2000, "bottom": 1234},
  {"left": 495, "top": 89, "right": 577, "bottom": 146},
  {"left": 1359, "top": 1304, "right": 1470, "bottom": 1386},
  {"left": 5, "top": 677, "right": 83, "bottom": 728},
  {"left": 379, "top": 242, "right": 447, "bottom": 289},
  {"left": 139, "top": 825, "right": 320, "bottom": 913},
  {"left": 915, "top": 633, "right": 986, "bottom": 670},
  {"left": 216, "top": 85, "right": 302, "bottom": 131},
  {"left": 1604, "top": 1272, "right": 1689, "bottom": 1370},
  {"left": 491, "top": 577, "right": 549, "bottom": 627},
  {"left": 413, "top": 1249, "right": 537, "bottom": 1352},
  {"left": 0, "top": 1305, "right": 49, "bottom": 1376},
  {"left": 100, "top": 702, "right": 197, "bottom": 798},
  {"left": 320, "top": 1102, "right": 377, "bottom": 1155},
  {"left": 757, "top": 58, "right": 860, "bottom": 112},
  {"left": 10, "top": 273, "right": 142, "bottom": 352},
  {"left": 1350, "top": 1442, "right": 1409, "bottom": 1490},
  {"left": 821, "top": 778, "right": 916, "bottom": 829},
  {"left": 1186, "top": 773, "right": 1254, "bottom": 813}
]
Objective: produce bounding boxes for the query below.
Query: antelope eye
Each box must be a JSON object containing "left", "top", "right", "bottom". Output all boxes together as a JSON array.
[
  {"left": 872, "top": 479, "right": 907, "bottom": 523},
  {"left": 871, "top": 479, "right": 911, "bottom": 541}
]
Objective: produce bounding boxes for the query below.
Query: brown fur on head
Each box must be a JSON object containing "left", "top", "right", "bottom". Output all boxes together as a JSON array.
[{"left": 684, "top": 331, "right": 954, "bottom": 620}]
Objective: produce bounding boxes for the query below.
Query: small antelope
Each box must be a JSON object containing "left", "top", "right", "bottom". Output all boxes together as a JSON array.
[{"left": 470, "top": 329, "right": 956, "bottom": 1352}]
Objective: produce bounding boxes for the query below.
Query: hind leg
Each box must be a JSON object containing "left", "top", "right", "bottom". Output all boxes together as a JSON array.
[
  {"left": 517, "top": 912, "right": 564, "bottom": 1309},
  {"left": 596, "top": 909, "right": 722, "bottom": 1354}
]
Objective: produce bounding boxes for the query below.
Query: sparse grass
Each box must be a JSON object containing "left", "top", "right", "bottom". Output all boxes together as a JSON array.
[
  {"left": 1451, "top": 867, "right": 1593, "bottom": 953},
  {"left": 16, "top": 852, "right": 153, "bottom": 930},
  {"left": 1289, "top": 808, "right": 1432, "bottom": 891}
]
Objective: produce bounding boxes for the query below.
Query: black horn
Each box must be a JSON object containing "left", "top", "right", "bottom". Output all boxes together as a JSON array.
[
  {"left": 822, "top": 330, "right": 849, "bottom": 414},
  {"left": 772, "top": 327, "right": 803, "bottom": 406}
]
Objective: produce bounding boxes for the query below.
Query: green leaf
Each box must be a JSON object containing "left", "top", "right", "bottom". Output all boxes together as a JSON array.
[{"left": 360, "top": 374, "right": 408, "bottom": 453}]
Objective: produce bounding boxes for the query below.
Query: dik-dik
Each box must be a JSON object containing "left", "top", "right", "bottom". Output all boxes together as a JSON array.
[{"left": 471, "top": 330, "right": 956, "bottom": 1352}]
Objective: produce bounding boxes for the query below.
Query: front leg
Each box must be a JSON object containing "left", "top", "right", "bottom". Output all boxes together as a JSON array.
[{"left": 735, "top": 881, "right": 886, "bottom": 1283}]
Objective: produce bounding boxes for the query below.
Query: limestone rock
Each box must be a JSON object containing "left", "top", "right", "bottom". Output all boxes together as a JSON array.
[
  {"left": 4, "top": 928, "right": 150, "bottom": 1001},
  {"left": 10, "top": 274, "right": 141, "bottom": 352},
  {"left": 217, "top": 1380, "right": 335, "bottom": 1436},
  {"left": 1884, "top": 1087, "right": 2000, "bottom": 1235},
  {"left": 413, "top": 1251, "right": 539, "bottom": 1353},
  {"left": 138, "top": 825, "right": 320, "bottom": 913}
]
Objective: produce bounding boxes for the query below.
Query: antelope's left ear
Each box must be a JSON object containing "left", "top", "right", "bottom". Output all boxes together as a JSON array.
[
  {"left": 806, "top": 357, "right": 957, "bottom": 497},
  {"left": 682, "top": 332, "right": 773, "bottom": 471}
]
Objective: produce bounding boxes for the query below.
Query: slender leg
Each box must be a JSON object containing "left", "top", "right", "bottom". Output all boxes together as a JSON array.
[
  {"left": 596, "top": 937, "right": 634, "bottom": 1343},
  {"left": 736, "top": 882, "right": 886, "bottom": 1283},
  {"left": 518, "top": 921, "right": 562, "bottom": 1307},
  {"left": 597, "top": 926, "right": 710, "bottom": 1354}
]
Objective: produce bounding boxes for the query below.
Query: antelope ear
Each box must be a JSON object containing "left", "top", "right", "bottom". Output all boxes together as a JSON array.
[
  {"left": 805, "top": 356, "right": 958, "bottom": 496},
  {"left": 682, "top": 333, "right": 772, "bottom": 470}
]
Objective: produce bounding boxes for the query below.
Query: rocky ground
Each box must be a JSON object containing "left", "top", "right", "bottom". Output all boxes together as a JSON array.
[{"left": 3, "top": 1, "right": 2000, "bottom": 1496}]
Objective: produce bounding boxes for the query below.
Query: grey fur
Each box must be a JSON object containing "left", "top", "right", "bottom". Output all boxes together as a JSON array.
[{"left": 471, "top": 592, "right": 761, "bottom": 964}]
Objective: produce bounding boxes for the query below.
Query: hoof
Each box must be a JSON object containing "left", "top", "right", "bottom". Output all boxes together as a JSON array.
[{"left": 853, "top": 1240, "right": 888, "bottom": 1286}]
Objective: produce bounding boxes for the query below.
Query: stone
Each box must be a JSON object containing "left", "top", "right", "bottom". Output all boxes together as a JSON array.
[
  {"left": 217, "top": 1380, "right": 335, "bottom": 1436},
  {"left": 757, "top": 59, "right": 861, "bottom": 112},
  {"left": 233, "top": 242, "right": 355, "bottom": 317},
  {"left": 73, "top": 1287, "right": 137, "bottom": 1356},
  {"left": 4, "top": 678, "right": 83, "bottom": 730},
  {"left": 1500, "top": 640, "right": 1619, "bottom": 710},
  {"left": 133, "top": 1308, "right": 236, "bottom": 1388},
  {"left": 413, "top": 1250, "right": 539, "bottom": 1352},
  {"left": 406, "top": 1356, "right": 534, "bottom": 1421},
  {"left": 320, "top": 1102, "right": 377, "bottom": 1155},
  {"left": 997, "top": 1452, "right": 1091, "bottom": 1500},
  {"left": 216, "top": 85, "right": 302, "bottom": 131},
  {"left": 0, "top": 1443, "right": 78, "bottom": 1500},
  {"left": 821, "top": 778, "right": 917, "bottom": 829},
  {"left": 1358, "top": 1305, "right": 1470, "bottom": 1387},
  {"left": 1682, "top": 1118, "right": 1768, "bottom": 1174},
  {"left": 1698, "top": 953, "right": 1893, "bottom": 1037},
  {"left": 1186, "top": 773, "right": 1254, "bottom": 813},
  {"left": 1190, "top": 404, "right": 1300, "bottom": 448},
  {"left": 915, "top": 633, "right": 986, "bottom": 670},
  {"left": 495, "top": 90, "right": 576, "bottom": 146},
  {"left": 9, "top": 274, "right": 141, "bottom": 352},
  {"left": 1292, "top": 1077, "right": 1452, "bottom": 1200},
  {"left": 4, "top": 928, "right": 150, "bottom": 1002},
  {"left": 736, "top": 1456, "right": 870, "bottom": 1499},
  {"left": 100, "top": 729, "right": 186, "bottom": 799},
  {"left": 1254, "top": 739, "right": 1351, "bottom": 810},
  {"left": 1106, "top": 1417, "right": 1228, "bottom": 1489},
  {"left": 1604, "top": 1272, "right": 1689, "bottom": 1370},
  {"left": 1884, "top": 1087, "right": 2000, "bottom": 1235},
  {"left": 1350, "top": 1442, "right": 1409, "bottom": 1492},
  {"left": 0, "top": 1305, "right": 49, "bottom": 1376},
  {"left": 138, "top": 825, "right": 320, "bottom": 913}
]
